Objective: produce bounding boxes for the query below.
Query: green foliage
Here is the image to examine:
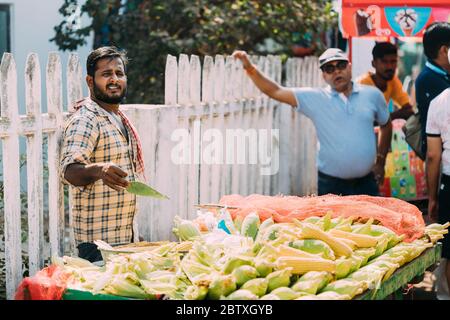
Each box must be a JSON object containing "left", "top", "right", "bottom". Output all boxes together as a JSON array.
[{"left": 51, "top": 0, "right": 337, "bottom": 104}]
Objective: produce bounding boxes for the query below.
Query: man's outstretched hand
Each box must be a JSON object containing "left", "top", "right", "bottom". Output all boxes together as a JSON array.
[
  {"left": 98, "top": 163, "right": 129, "bottom": 192},
  {"left": 232, "top": 50, "right": 252, "bottom": 69}
]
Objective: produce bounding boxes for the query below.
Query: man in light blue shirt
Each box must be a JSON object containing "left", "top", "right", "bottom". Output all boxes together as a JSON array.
[{"left": 233, "top": 48, "right": 392, "bottom": 196}]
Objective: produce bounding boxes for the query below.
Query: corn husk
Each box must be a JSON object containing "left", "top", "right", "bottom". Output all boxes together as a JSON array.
[
  {"left": 222, "top": 255, "right": 253, "bottom": 274},
  {"left": 321, "top": 279, "right": 366, "bottom": 298},
  {"left": 183, "top": 285, "right": 208, "bottom": 300},
  {"left": 207, "top": 274, "right": 237, "bottom": 300},
  {"left": 103, "top": 276, "right": 150, "bottom": 299},
  {"left": 222, "top": 289, "right": 259, "bottom": 300},
  {"left": 232, "top": 265, "right": 259, "bottom": 287},
  {"left": 172, "top": 215, "right": 201, "bottom": 241},
  {"left": 240, "top": 212, "right": 261, "bottom": 240},
  {"left": 254, "top": 258, "right": 275, "bottom": 277},
  {"left": 353, "top": 247, "right": 376, "bottom": 266},
  {"left": 289, "top": 239, "right": 335, "bottom": 260},
  {"left": 291, "top": 271, "right": 333, "bottom": 294},
  {"left": 315, "top": 291, "right": 352, "bottom": 300},
  {"left": 335, "top": 257, "right": 353, "bottom": 279},
  {"left": 241, "top": 278, "right": 269, "bottom": 297},
  {"left": 270, "top": 287, "right": 300, "bottom": 300},
  {"left": 266, "top": 269, "right": 292, "bottom": 292},
  {"left": 260, "top": 293, "right": 281, "bottom": 300}
]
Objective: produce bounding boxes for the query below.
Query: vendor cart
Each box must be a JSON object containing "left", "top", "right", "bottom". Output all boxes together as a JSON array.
[{"left": 61, "top": 243, "right": 442, "bottom": 300}]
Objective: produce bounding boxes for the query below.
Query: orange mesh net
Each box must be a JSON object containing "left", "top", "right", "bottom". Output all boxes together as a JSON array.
[
  {"left": 219, "top": 194, "right": 425, "bottom": 242},
  {"left": 15, "top": 265, "right": 72, "bottom": 300}
]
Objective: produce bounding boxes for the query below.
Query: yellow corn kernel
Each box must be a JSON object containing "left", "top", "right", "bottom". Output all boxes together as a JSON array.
[
  {"left": 276, "top": 257, "right": 336, "bottom": 275},
  {"left": 328, "top": 229, "right": 379, "bottom": 248},
  {"left": 333, "top": 237, "right": 358, "bottom": 250},
  {"left": 277, "top": 244, "right": 324, "bottom": 259},
  {"left": 300, "top": 223, "right": 353, "bottom": 257}
]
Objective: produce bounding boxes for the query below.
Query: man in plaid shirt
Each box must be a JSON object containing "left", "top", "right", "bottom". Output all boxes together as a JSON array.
[{"left": 61, "top": 47, "right": 145, "bottom": 262}]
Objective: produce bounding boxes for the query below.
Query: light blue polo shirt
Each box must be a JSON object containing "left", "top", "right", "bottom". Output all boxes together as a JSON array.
[{"left": 292, "top": 83, "right": 389, "bottom": 179}]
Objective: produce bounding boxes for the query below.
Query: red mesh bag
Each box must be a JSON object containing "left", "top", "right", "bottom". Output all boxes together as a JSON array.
[
  {"left": 219, "top": 193, "right": 425, "bottom": 242},
  {"left": 15, "top": 265, "right": 72, "bottom": 300}
]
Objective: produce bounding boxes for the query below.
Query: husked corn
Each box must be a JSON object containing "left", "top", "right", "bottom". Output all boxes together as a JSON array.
[
  {"left": 300, "top": 223, "right": 353, "bottom": 257},
  {"left": 277, "top": 244, "right": 324, "bottom": 259},
  {"left": 276, "top": 256, "right": 336, "bottom": 274},
  {"left": 328, "top": 229, "right": 379, "bottom": 248}
]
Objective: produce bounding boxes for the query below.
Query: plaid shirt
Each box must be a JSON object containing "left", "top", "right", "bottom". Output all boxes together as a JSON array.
[{"left": 60, "top": 98, "right": 140, "bottom": 246}]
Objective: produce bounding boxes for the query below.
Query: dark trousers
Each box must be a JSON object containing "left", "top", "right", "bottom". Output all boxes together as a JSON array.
[
  {"left": 77, "top": 242, "right": 103, "bottom": 263},
  {"left": 439, "top": 174, "right": 450, "bottom": 259},
  {"left": 318, "top": 171, "right": 379, "bottom": 196}
]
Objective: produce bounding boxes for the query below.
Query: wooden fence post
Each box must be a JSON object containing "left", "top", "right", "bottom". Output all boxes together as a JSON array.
[
  {"left": 164, "top": 55, "right": 177, "bottom": 105},
  {"left": 188, "top": 55, "right": 201, "bottom": 219},
  {"left": 0, "top": 53, "right": 23, "bottom": 299},
  {"left": 46, "top": 52, "right": 65, "bottom": 257},
  {"left": 66, "top": 53, "right": 83, "bottom": 254},
  {"left": 199, "top": 55, "right": 214, "bottom": 204},
  {"left": 177, "top": 54, "right": 190, "bottom": 221},
  {"left": 213, "top": 55, "right": 226, "bottom": 201},
  {"left": 24, "top": 53, "right": 45, "bottom": 276}
]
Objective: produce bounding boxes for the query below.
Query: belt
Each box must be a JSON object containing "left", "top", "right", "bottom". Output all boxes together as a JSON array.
[{"left": 318, "top": 171, "right": 374, "bottom": 184}]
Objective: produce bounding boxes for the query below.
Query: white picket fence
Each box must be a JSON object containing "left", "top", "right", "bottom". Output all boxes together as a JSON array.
[{"left": 0, "top": 51, "right": 322, "bottom": 299}]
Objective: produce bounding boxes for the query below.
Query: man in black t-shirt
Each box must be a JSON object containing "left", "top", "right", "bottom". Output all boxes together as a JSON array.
[{"left": 415, "top": 22, "right": 450, "bottom": 156}]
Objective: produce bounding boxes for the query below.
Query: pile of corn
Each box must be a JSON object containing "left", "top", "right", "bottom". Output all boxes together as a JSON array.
[
  {"left": 58, "top": 213, "right": 449, "bottom": 300},
  {"left": 55, "top": 242, "right": 192, "bottom": 299}
]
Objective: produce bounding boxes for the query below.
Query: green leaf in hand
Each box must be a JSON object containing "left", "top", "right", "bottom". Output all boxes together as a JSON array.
[{"left": 126, "top": 181, "right": 169, "bottom": 199}]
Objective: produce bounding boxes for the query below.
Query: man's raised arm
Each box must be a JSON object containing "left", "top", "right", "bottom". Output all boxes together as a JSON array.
[{"left": 232, "top": 50, "right": 297, "bottom": 107}]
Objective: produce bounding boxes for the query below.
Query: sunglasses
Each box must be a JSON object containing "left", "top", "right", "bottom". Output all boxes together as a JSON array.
[{"left": 321, "top": 61, "right": 349, "bottom": 74}]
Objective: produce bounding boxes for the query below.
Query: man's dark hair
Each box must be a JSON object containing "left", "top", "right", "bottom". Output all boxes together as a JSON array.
[
  {"left": 372, "top": 42, "right": 397, "bottom": 60},
  {"left": 86, "top": 46, "right": 128, "bottom": 77},
  {"left": 423, "top": 22, "right": 450, "bottom": 60}
]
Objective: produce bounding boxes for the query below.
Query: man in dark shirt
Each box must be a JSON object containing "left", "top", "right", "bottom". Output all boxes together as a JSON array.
[
  {"left": 416, "top": 21, "right": 450, "bottom": 300},
  {"left": 415, "top": 22, "right": 450, "bottom": 156}
]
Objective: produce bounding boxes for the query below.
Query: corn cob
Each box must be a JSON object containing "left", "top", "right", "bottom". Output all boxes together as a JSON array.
[
  {"left": 277, "top": 244, "right": 325, "bottom": 259},
  {"left": 172, "top": 216, "right": 201, "bottom": 241},
  {"left": 321, "top": 279, "right": 366, "bottom": 298},
  {"left": 289, "top": 239, "right": 336, "bottom": 260},
  {"left": 275, "top": 256, "right": 336, "bottom": 274},
  {"left": 314, "top": 291, "right": 352, "bottom": 300},
  {"left": 425, "top": 226, "right": 448, "bottom": 244},
  {"left": 333, "top": 237, "right": 358, "bottom": 250},
  {"left": 292, "top": 218, "right": 306, "bottom": 228},
  {"left": 426, "top": 222, "right": 450, "bottom": 231},
  {"left": 299, "top": 223, "right": 353, "bottom": 257},
  {"left": 427, "top": 233, "right": 445, "bottom": 244},
  {"left": 241, "top": 212, "right": 260, "bottom": 240},
  {"left": 328, "top": 229, "right": 379, "bottom": 248},
  {"left": 175, "top": 241, "right": 193, "bottom": 252},
  {"left": 262, "top": 242, "right": 321, "bottom": 260},
  {"left": 351, "top": 217, "right": 374, "bottom": 235},
  {"left": 270, "top": 287, "right": 301, "bottom": 300},
  {"left": 331, "top": 216, "right": 355, "bottom": 232},
  {"left": 321, "top": 212, "right": 333, "bottom": 231}
]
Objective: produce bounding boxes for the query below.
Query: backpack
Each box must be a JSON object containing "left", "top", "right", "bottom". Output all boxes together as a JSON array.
[{"left": 402, "top": 113, "right": 425, "bottom": 161}]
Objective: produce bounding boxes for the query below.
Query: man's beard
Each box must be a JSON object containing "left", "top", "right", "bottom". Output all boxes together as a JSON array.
[
  {"left": 380, "top": 71, "right": 395, "bottom": 81},
  {"left": 93, "top": 80, "right": 127, "bottom": 104}
]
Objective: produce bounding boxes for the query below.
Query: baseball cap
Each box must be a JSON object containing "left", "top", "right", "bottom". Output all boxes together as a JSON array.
[{"left": 319, "top": 48, "right": 349, "bottom": 68}]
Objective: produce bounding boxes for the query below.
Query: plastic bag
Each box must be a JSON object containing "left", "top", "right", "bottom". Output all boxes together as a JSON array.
[
  {"left": 15, "top": 265, "right": 71, "bottom": 300},
  {"left": 402, "top": 113, "right": 424, "bottom": 160}
]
